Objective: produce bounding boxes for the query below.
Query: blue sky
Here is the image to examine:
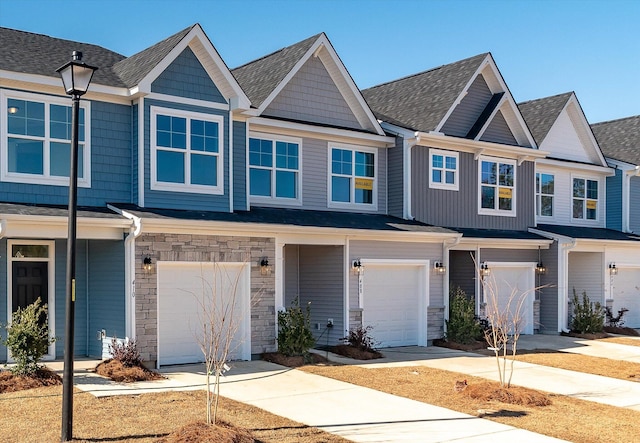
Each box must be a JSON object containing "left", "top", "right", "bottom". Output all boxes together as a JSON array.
[{"left": 1, "top": 0, "right": 638, "bottom": 123}]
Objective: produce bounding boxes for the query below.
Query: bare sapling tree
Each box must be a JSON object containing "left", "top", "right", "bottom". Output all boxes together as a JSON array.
[
  {"left": 191, "top": 261, "right": 250, "bottom": 425},
  {"left": 481, "top": 275, "right": 529, "bottom": 388}
]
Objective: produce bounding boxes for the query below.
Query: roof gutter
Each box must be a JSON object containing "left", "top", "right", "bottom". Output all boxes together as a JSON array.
[{"left": 108, "top": 204, "right": 143, "bottom": 340}]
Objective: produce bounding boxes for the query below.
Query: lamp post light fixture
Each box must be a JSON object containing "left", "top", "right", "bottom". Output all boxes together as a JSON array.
[{"left": 57, "top": 51, "right": 97, "bottom": 442}]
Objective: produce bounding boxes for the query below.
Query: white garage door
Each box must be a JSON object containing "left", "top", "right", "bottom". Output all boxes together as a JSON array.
[
  {"left": 362, "top": 263, "right": 427, "bottom": 348},
  {"left": 157, "top": 262, "right": 250, "bottom": 366},
  {"left": 485, "top": 265, "right": 535, "bottom": 335},
  {"left": 613, "top": 268, "right": 640, "bottom": 328}
]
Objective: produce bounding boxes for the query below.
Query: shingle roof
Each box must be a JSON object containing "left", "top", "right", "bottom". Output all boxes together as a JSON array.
[
  {"left": 361, "top": 53, "right": 488, "bottom": 132},
  {"left": 231, "top": 34, "right": 321, "bottom": 108},
  {"left": 518, "top": 92, "right": 573, "bottom": 145},
  {"left": 536, "top": 224, "right": 640, "bottom": 241},
  {"left": 591, "top": 116, "right": 640, "bottom": 166},
  {"left": 111, "top": 204, "right": 457, "bottom": 235},
  {"left": 0, "top": 27, "right": 127, "bottom": 87},
  {"left": 449, "top": 227, "right": 548, "bottom": 240},
  {"left": 112, "top": 25, "right": 194, "bottom": 87},
  {"left": 0, "top": 202, "right": 127, "bottom": 220}
]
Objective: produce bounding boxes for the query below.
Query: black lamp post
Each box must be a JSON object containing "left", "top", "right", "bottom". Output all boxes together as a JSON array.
[{"left": 56, "top": 51, "right": 97, "bottom": 442}]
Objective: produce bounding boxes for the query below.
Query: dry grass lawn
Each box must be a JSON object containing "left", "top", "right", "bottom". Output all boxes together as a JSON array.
[
  {"left": 516, "top": 351, "right": 640, "bottom": 381},
  {"left": 599, "top": 336, "right": 640, "bottom": 347},
  {"left": 301, "top": 364, "right": 640, "bottom": 443},
  {"left": 0, "top": 386, "right": 349, "bottom": 443}
]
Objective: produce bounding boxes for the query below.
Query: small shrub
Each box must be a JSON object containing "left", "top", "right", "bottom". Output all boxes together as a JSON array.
[
  {"left": 446, "top": 287, "right": 483, "bottom": 344},
  {"left": 570, "top": 289, "right": 605, "bottom": 334},
  {"left": 342, "top": 325, "right": 378, "bottom": 352},
  {"left": 1, "top": 298, "right": 56, "bottom": 376},
  {"left": 109, "top": 337, "right": 141, "bottom": 367},
  {"left": 277, "top": 298, "right": 315, "bottom": 357}
]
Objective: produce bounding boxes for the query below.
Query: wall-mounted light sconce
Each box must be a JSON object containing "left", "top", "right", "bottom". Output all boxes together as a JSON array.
[
  {"left": 535, "top": 262, "right": 547, "bottom": 275},
  {"left": 352, "top": 258, "right": 364, "bottom": 275},
  {"left": 434, "top": 261, "right": 446, "bottom": 274},
  {"left": 7, "top": 106, "right": 19, "bottom": 114},
  {"left": 609, "top": 263, "right": 618, "bottom": 276},
  {"left": 480, "top": 262, "right": 491, "bottom": 277},
  {"left": 260, "top": 257, "right": 272, "bottom": 275},
  {"left": 143, "top": 256, "right": 153, "bottom": 273}
]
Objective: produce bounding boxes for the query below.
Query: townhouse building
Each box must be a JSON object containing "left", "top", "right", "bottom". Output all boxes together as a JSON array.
[{"left": 1, "top": 24, "right": 637, "bottom": 366}]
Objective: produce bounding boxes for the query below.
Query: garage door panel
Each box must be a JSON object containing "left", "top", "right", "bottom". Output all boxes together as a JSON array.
[
  {"left": 613, "top": 269, "right": 640, "bottom": 328},
  {"left": 158, "top": 262, "right": 249, "bottom": 366},
  {"left": 363, "top": 264, "right": 426, "bottom": 348}
]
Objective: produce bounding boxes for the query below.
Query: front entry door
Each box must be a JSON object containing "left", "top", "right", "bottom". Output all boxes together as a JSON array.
[{"left": 12, "top": 261, "right": 48, "bottom": 313}]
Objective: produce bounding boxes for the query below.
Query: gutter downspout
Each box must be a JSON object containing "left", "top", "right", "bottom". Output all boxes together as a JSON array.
[
  {"left": 442, "top": 235, "right": 462, "bottom": 333},
  {"left": 108, "top": 205, "right": 142, "bottom": 340}
]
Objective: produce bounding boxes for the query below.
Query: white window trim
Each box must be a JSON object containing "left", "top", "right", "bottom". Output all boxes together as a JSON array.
[
  {"left": 1, "top": 89, "right": 91, "bottom": 188},
  {"left": 248, "top": 131, "right": 302, "bottom": 205},
  {"left": 571, "top": 174, "right": 600, "bottom": 222},
  {"left": 477, "top": 156, "right": 516, "bottom": 217},
  {"left": 429, "top": 148, "right": 459, "bottom": 191},
  {"left": 150, "top": 106, "right": 224, "bottom": 195},
  {"left": 327, "top": 143, "right": 378, "bottom": 211},
  {"left": 535, "top": 171, "right": 555, "bottom": 219},
  {"left": 6, "top": 240, "right": 56, "bottom": 361}
]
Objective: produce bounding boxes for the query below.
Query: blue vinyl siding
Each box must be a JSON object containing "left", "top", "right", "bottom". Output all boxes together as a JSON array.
[
  {"left": 143, "top": 99, "right": 231, "bottom": 211},
  {"left": 233, "top": 120, "right": 247, "bottom": 210},
  {"left": 0, "top": 98, "right": 132, "bottom": 207},
  {"left": 88, "top": 240, "right": 126, "bottom": 357},
  {"left": 152, "top": 47, "right": 226, "bottom": 104},
  {"left": 0, "top": 239, "right": 6, "bottom": 361},
  {"left": 132, "top": 104, "right": 139, "bottom": 205},
  {"left": 606, "top": 170, "right": 623, "bottom": 231}
]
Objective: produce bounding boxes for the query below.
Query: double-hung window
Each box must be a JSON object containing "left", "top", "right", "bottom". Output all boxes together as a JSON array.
[
  {"left": 430, "top": 149, "right": 458, "bottom": 190},
  {"left": 1, "top": 90, "right": 90, "bottom": 186},
  {"left": 151, "top": 107, "right": 223, "bottom": 194},
  {"left": 572, "top": 177, "right": 598, "bottom": 220},
  {"left": 249, "top": 134, "right": 300, "bottom": 202},
  {"left": 478, "top": 157, "right": 516, "bottom": 216},
  {"left": 329, "top": 145, "right": 376, "bottom": 208},
  {"left": 536, "top": 172, "right": 554, "bottom": 217}
]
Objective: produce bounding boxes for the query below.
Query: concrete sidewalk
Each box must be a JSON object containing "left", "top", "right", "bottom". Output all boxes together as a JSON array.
[
  {"left": 316, "top": 335, "right": 640, "bottom": 411},
  {"left": 71, "top": 360, "right": 566, "bottom": 443}
]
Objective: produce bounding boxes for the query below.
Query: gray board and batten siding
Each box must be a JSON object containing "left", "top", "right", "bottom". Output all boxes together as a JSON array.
[
  {"left": 263, "top": 55, "right": 362, "bottom": 131},
  {"left": 283, "top": 245, "right": 345, "bottom": 346},
  {"left": 538, "top": 242, "right": 559, "bottom": 333},
  {"left": 411, "top": 149, "right": 536, "bottom": 230},
  {"left": 449, "top": 250, "right": 477, "bottom": 300},
  {"left": 387, "top": 136, "right": 405, "bottom": 218}
]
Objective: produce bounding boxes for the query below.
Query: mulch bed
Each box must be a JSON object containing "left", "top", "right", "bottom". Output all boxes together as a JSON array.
[
  {"left": 0, "top": 367, "right": 61, "bottom": 393},
  {"left": 561, "top": 331, "right": 609, "bottom": 339},
  {"left": 157, "top": 420, "right": 255, "bottom": 443},
  {"left": 433, "top": 338, "right": 487, "bottom": 351},
  {"left": 331, "top": 345, "right": 383, "bottom": 360},
  {"left": 94, "top": 359, "right": 164, "bottom": 382},
  {"left": 262, "top": 352, "right": 329, "bottom": 367},
  {"left": 603, "top": 326, "right": 640, "bottom": 336}
]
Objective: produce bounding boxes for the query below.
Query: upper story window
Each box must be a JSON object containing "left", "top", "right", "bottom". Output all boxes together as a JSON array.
[
  {"left": 328, "top": 145, "right": 376, "bottom": 209},
  {"left": 572, "top": 177, "right": 598, "bottom": 220},
  {"left": 1, "top": 90, "right": 90, "bottom": 187},
  {"left": 478, "top": 157, "right": 516, "bottom": 216},
  {"left": 150, "top": 106, "right": 223, "bottom": 195},
  {"left": 429, "top": 149, "right": 458, "bottom": 190},
  {"left": 249, "top": 134, "right": 301, "bottom": 203},
  {"left": 536, "top": 172, "right": 554, "bottom": 217}
]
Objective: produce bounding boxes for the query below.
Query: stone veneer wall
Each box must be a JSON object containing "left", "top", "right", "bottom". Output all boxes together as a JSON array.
[{"left": 135, "top": 233, "right": 276, "bottom": 365}]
